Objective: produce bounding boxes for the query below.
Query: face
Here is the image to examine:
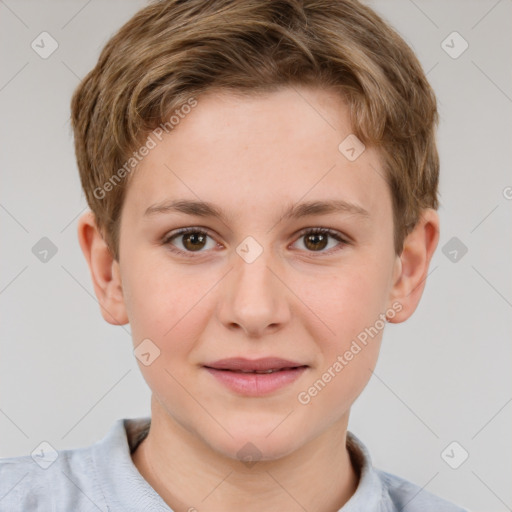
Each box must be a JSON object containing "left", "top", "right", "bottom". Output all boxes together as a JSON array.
[{"left": 116, "top": 86, "right": 402, "bottom": 461}]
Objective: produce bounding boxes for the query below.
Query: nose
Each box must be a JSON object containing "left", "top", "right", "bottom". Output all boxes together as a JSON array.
[{"left": 218, "top": 245, "right": 291, "bottom": 338}]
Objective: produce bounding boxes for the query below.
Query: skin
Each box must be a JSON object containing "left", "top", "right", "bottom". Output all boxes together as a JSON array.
[{"left": 78, "top": 85, "right": 439, "bottom": 512}]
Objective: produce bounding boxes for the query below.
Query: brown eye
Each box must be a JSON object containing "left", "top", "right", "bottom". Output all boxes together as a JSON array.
[
  {"left": 303, "top": 232, "right": 329, "bottom": 251},
  {"left": 181, "top": 232, "right": 207, "bottom": 251},
  {"left": 293, "top": 228, "right": 348, "bottom": 254},
  {"left": 164, "top": 228, "right": 217, "bottom": 256}
]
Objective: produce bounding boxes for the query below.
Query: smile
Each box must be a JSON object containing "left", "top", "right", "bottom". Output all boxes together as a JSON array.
[{"left": 203, "top": 358, "right": 309, "bottom": 396}]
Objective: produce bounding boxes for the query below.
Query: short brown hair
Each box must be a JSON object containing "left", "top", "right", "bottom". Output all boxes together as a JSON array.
[{"left": 70, "top": 0, "right": 439, "bottom": 261}]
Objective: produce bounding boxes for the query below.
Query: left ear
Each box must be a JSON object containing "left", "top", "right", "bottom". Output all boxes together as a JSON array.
[{"left": 387, "top": 208, "right": 440, "bottom": 323}]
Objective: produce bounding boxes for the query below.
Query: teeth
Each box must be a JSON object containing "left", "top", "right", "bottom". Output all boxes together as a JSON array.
[
  {"left": 234, "top": 368, "right": 297, "bottom": 374},
  {"left": 237, "top": 369, "right": 278, "bottom": 374},
  {"left": 213, "top": 366, "right": 303, "bottom": 373}
]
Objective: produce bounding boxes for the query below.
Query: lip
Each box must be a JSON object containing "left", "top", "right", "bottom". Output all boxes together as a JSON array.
[
  {"left": 203, "top": 357, "right": 309, "bottom": 396},
  {"left": 205, "top": 357, "right": 306, "bottom": 372}
]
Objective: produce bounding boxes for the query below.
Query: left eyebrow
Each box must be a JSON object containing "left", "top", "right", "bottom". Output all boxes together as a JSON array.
[
  {"left": 143, "top": 198, "right": 370, "bottom": 223},
  {"left": 279, "top": 199, "right": 370, "bottom": 221}
]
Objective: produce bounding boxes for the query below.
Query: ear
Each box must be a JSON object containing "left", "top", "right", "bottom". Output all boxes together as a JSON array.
[
  {"left": 77, "top": 211, "right": 129, "bottom": 326},
  {"left": 386, "top": 208, "right": 440, "bottom": 323}
]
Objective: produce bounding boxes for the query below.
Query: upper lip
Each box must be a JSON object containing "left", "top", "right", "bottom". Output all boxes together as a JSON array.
[{"left": 204, "top": 357, "right": 308, "bottom": 372}]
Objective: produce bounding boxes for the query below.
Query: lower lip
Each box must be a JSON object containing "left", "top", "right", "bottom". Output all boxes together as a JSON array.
[{"left": 204, "top": 367, "right": 308, "bottom": 396}]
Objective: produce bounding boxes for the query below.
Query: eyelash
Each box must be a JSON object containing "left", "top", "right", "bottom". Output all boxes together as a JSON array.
[{"left": 162, "top": 226, "right": 350, "bottom": 258}]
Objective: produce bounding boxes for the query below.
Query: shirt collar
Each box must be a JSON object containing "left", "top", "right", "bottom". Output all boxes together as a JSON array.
[
  {"left": 92, "top": 416, "right": 172, "bottom": 511},
  {"left": 342, "top": 430, "right": 385, "bottom": 510},
  {"left": 92, "top": 417, "right": 385, "bottom": 511}
]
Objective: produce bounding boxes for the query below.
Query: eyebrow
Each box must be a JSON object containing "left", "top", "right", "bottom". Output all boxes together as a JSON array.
[{"left": 144, "top": 198, "right": 370, "bottom": 222}]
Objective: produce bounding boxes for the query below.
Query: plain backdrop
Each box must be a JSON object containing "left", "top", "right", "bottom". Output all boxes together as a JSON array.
[{"left": 1, "top": 1, "right": 511, "bottom": 511}]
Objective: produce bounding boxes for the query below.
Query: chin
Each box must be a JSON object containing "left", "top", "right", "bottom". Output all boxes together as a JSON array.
[{"left": 201, "top": 423, "right": 307, "bottom": 465}]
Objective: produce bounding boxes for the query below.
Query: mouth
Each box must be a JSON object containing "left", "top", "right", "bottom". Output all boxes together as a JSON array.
[
  {"left": 203, "top": 358, "right": 309, "bottom": 396},
  {"left": 203, "top": 357, "right": 308, "bottom": 373}
]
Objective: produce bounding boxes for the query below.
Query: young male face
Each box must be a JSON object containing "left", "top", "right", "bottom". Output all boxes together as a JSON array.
[{"left": 79, "top": 85, "right": 439, "bottom": 463}]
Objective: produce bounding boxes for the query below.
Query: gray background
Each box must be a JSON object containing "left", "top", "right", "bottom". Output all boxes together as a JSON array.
[{"left": 1, "top": 1, "right": 511, "bottom": 510}]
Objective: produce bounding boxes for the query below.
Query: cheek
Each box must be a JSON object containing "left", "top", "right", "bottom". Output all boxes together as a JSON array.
[
  {"left": 294, "top": 258, "right": 389, "bottom": 402},
  {"left": 121, "top": 252, "right": 209, "bottom": 350},
  {"left": 296, "top": 342, "right": 380, "bottom": 429},
  {"left": 300, "top": 261, "right": 389, "bottom": 344},
  {"left": 124, "top": 263, "right": 211, "bottom": 407}
]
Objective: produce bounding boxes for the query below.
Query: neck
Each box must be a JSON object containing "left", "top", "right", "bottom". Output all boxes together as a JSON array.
[{"left": 131, "top": 401, "right": 359, "bottom": 512}]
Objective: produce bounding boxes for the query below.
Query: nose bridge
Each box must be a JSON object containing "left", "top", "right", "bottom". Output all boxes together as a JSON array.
[
  {"left": 235, "top": 245, "right": 274, "bottom": 293},
  {"left": 220, "top": 237, "right": 289, "bottom": 335}
]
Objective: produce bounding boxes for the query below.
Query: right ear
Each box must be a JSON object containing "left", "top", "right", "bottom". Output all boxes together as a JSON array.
[{"left": 77, "top": 211, "right": 129, "bottom": 326}]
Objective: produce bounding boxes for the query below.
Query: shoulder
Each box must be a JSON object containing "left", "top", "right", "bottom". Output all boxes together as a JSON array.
[
  {"left": 345, "top": 431, "right": 469, "bottom": 512},
  {"left": 376, "top": 468, "right": 470, "bottom": 512},
  {"left": 0, "top": 443, "right": 105, "bottom": 511},
  {"left": 0, "top": 417, "right": 150, "bottom": 511},
  {"left": 0, "top": 453, "right": 49, "bottom": 510}
]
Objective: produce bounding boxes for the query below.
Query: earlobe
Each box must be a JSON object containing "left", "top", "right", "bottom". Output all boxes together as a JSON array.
[
  {"left": 387, "top": 209, "right": 440, "bottom": 323},
  {"left": 77, "top": 211, "right": 129, "bottom": 326}
]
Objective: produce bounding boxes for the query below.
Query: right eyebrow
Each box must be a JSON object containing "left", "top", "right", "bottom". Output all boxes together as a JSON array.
[{"left": 144, "top": 199, "right": 228, "bottom": 222}]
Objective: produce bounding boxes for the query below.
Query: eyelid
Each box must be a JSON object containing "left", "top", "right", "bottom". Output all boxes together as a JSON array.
[
  {"left": 293, "top": 226, "right": 351, "bottom": 244},
  {"left": 162, "top": 226, "right": 216, "bottom": 242}
]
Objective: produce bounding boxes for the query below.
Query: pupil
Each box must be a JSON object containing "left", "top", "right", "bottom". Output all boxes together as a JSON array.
[
  {"left": 184, "top": 232, "right": 206, "bottom": 251},
  {"left": 306, "top": 233, "right": 327, "bottom": 251}
]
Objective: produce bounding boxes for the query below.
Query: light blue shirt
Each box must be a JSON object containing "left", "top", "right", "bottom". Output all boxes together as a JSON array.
[{"left": 0, "top": 416, "right": 469, "bottom": 511}]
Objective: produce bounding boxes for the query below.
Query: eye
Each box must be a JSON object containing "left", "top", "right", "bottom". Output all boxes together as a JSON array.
[
  {"left": 163, "top": 227, "right": 218, "bottom": 257},
  {"left": 162, "top": 226, "right": 350, "bottom": 258},
  {"left": 291, "top": 227, "right": 349, "bottom": 254}
]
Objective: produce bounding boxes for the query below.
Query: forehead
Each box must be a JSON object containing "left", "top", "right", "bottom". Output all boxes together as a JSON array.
[{"left": 124, "top": 86, "right": 391, "bottom": 226}]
